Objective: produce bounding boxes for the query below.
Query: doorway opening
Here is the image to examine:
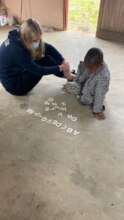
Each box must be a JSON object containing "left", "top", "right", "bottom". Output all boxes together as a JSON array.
[{"left": 68, "top": 0, "right": 100, "bottom": 33}]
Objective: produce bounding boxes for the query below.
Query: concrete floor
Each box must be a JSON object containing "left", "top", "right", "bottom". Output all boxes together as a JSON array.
[{"left": 0, "top": 28, "right": 124, "bottom": 220}]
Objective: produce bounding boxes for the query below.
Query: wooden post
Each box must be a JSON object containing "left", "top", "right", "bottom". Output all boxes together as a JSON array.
[{"left": 63, "top": 0, "right": 69, "bottom": 30}]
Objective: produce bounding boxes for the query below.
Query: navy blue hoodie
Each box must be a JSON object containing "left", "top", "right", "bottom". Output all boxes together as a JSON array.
[{"left": 0, "top": 29, "right": 64, "bottom": 93}]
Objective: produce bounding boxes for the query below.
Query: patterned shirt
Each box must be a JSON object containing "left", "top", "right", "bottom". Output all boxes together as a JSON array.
[{"left": 77, "top": 62, "right": 110, "bottom": 113}]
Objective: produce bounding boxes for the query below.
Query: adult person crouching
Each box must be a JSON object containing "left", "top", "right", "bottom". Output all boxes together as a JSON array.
[{"left": 0, "top": 18, "right": 74, "bottom": 95}]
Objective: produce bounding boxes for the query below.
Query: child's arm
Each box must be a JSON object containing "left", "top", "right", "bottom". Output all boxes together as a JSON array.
[
  {"left": 93, "top": 77, "right": 109, "bottom": 113},
  {"left": 76, "top": 61, "right": 89, "bottom": 83}
]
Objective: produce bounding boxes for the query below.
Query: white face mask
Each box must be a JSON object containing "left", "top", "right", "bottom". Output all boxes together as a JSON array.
[{"left": 32, "top": 41, "right": 40, "bottom": 50}]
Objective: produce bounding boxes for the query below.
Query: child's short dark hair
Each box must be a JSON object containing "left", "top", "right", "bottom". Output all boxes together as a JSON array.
[{"left": 84, "top": 48, "right": 104, "bottom": 66}]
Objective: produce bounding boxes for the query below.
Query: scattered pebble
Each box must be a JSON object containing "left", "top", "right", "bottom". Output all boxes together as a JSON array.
[
  {"left": 51, "top": 107, "right": 56, "bottom": 111},
  {"left": 60, "top": 107, "right": 67, "bottom": 112},
  {"left": 46, "top": 119, "right": 52, "bottom": 124},
  {"left": 48, "top": 97, "right": 54, "bottom": 102},
  {"left": 26, "top": 108, "right": 34, "bottom": 115},
  {"left": 52, "top": 102, "right": 57, "bottom": 106},
  {"left": 45, "top": 107, "right": 50, "bottom": 112},
  {"left": 44, "top": 101, "right": 50, "bottom": 105},
  {"left": 77, "top": 95, "right": 80, "bottom": 100},
  {"left": 66, "top": 128, "right": 73, "bottom": 134},
  {"left": 58, "top": 112, "right": 63, "bottom": 117},
  {"left": 73, "top": 130, "right": 80, "bottom": 136},
  {"left": 67, "top": 114, "right": 78, "bottom": 122},
  {"left": 61, "top": 125, "right": 67, "bottom": 130},
  {"left": 41, "top": 117, "right": 47, "bottom": 122},
  {"left": 34, "top": 112, "right": 42, "bottom": 118},
  {"left": 61, "top": 102, "right": 66, "bottom": 106}
]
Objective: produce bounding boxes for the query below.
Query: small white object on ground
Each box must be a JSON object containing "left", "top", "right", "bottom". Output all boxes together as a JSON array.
[
  {"left": 45, "top": 107, "right": 50, "bottom": 112},
  {"left": 61, "top": 125, "right": 67, "bottom": 130},
  {"left": 48, "top": 97, "right": 54, "bottom": 102},
  {"left": 41, "top": 117, "right": 47, "bottom": 122},
  {"left": 58, "top": 112, "right": 63, "bottom": 117},
  {"left": 34, "top": 112, "right": 42, "bottom": 118},
  {"left": 44, "top": 101, "right": 50, "bottom": 105},
  {"left": 61, "top": 102, "right": 66, "bottom": 106},
  {"left": 54, "top": 106, "right": 60, "bottom": 110},
  {"left": 51, "top": 107, "right": 55, "bottom": 111},
  {"left": 71, "top": 117, "right": 78, "bottom": 122},
  {"left": 46, "top": 119, "right": 52, "bottom": 124},
  {"left": 73, "top": 130, "right": 80, "bottom": 136},
  {"left": 55, "top": 121, "right": 63, "bottom": 128},
  {"left": 66, "top": 128, "right": 73, "bottom": 134},
  {"left": 26, "top": 108, "right": 34, "bottom": 115},
  {"left": 76, "top": 95, "right": 80, "bottom": 100},
  {"left": 60, "top": 107, "right": 67, "bottom": 112},
  {"left": 52, "top": 102, "right": 57, "bottom": 106},
  {"left": 67, "top": 114, "right": 78, "bottom": 122},
  {"left": 52, "top": 120, "right": 58, "bottom": 125}
]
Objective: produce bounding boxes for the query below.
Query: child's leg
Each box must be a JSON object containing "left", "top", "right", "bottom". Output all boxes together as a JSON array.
[{"left": 80, "top": 91, "right": 93, "bottom": 106}]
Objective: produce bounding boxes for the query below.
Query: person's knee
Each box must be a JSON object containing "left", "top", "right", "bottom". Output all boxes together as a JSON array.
[
  {"left": 54, "top": 71, "right": 65, "bottom": 78},
  {"left": 5, "top": 87, "right": 28, "bottom": 96}
]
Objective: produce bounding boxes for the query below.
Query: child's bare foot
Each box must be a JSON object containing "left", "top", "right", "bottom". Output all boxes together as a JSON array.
[{"left": 93, "top": 112, "right": 106, "bottom": 120}]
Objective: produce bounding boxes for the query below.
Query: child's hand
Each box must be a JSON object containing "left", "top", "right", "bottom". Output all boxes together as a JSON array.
[
  {"left": 67, "top": 73, "right": 76, "bottom": 81},
  {"left": 93, "top": 112, "right": 106, "bottom": 120}
]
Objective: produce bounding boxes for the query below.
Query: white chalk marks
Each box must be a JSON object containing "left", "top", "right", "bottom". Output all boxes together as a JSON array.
[{"left": 26, "top": 97, "right": 80, "bottom": 136}]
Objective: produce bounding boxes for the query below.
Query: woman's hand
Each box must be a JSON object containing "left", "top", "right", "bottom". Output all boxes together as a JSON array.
[
  {"left": 59, "top": 62, "right": 70, "bottom": 75},
  {"left": 59, "top": 62, "right": 75, "bottom": 81}
]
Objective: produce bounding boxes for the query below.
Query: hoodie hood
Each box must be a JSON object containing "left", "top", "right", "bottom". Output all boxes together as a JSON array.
[
  {"left": 8, "top": 29, "right": 21, "bottom": 43},
  {"left": 8, "top": 28, "right": 30, "bottom": 53}
]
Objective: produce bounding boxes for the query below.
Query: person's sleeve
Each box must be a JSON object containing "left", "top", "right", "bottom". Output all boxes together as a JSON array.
[
  {"left": 93, "top": 77, "right": 109, "bottom": 113},
  {"left": 45, "top": 43, "right": 64, "bottom": 64},
  {"left": 76, "top": 62, "right": 88, "bottom": 83},
  {"left": 13, "top": 48, "right": 60, "bottom": 76}
]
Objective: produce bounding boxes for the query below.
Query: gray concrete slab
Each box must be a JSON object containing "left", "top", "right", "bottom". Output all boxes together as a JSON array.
[{"left": 0, "top": 28, "right": 124, "bottom": 220}]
